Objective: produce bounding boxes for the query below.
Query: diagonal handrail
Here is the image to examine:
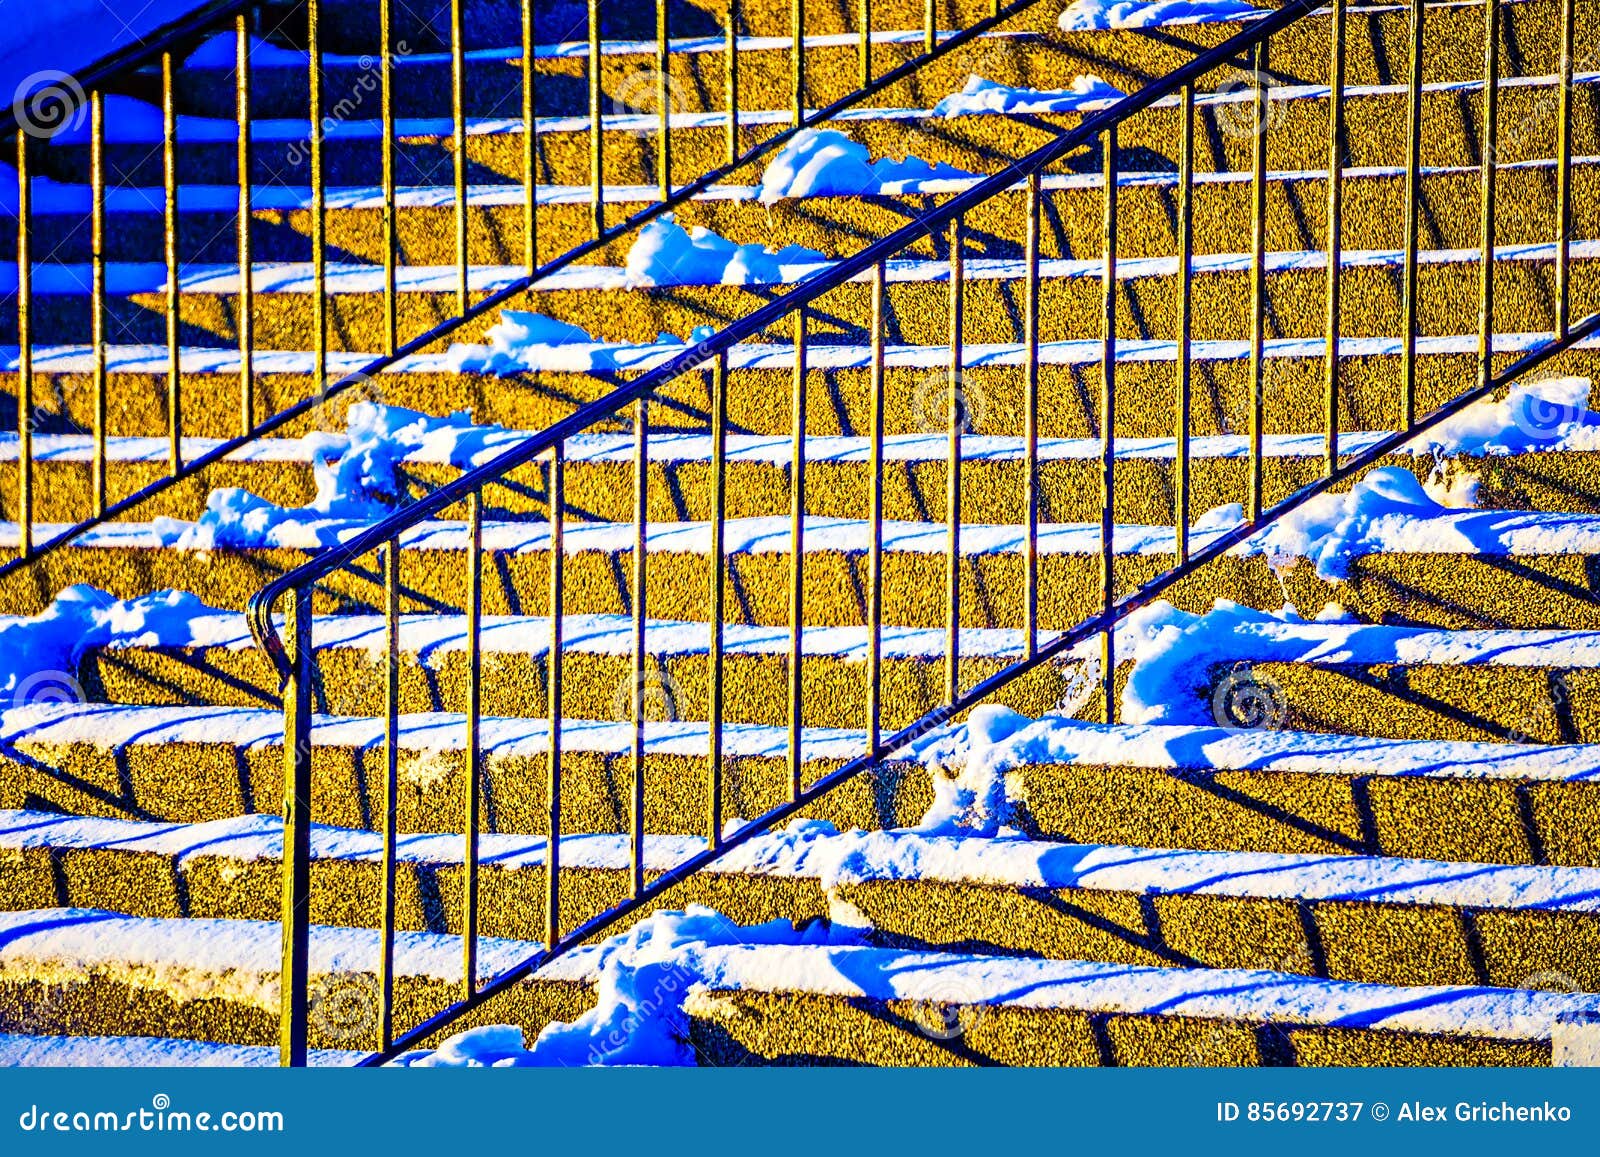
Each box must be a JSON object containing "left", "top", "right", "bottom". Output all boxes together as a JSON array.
[
  {"left": 3, "top": 0, "right": 1055, "bottom": 582},
  {"left": 249, "top": 0, "right": 1356, "bottom": 1065}
]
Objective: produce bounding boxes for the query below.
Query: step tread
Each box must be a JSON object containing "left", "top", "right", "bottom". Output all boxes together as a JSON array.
[{"left": 0, "top": 1031, "right": 359, "bottom": 1067}]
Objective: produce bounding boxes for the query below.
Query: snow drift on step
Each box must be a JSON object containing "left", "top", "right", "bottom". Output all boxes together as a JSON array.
[
  {"left": 392, "top": 907, "right": 863, "bottom": 1066},
  {"left": 932, "top": 75, "right": 1124, "bottom": 117},
  {"left": 153, "top": 403, "right": 526, "bottom": 549},
  {"left": 755, "top": 128, "right": 978, "bottom": 204},
  {"left": 1057, "top": 0, "right": 1264, "bottom": 30},
  {"left": 0, "top": 586, "right": 215, "bottom": 706},
  {"left": 623, "top": 214, "right": 827, "bottom": 286},
  {"left": 445, "top": 311, "right": 715, "bottom": 375}
]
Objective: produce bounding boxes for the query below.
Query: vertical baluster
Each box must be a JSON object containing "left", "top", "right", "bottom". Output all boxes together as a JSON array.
[
  {"left": 658, "top": 0, "right": 671, "bottom": 199},
  {"left": 867, "top": 261, "right": 886, "bottom": 753},
  {"left": 310, "top": 0, "right": 327, "bottom": 399},
  {"left": 1325, "top": 2, "right": 1345, "bottom": 478},
  {"left": 1479, "top": 0, "right": 1500, "bottom": 391},
  {"left": 925, "top": 0, "right": 935, "bottom": 54},
  {"left": 452, "top": 0, "right": 468, "bottom": 314},
  {"left": 91, "top": 90, "right": 106, "bottom": 517},
  {"left": 1023, "top": 172, "right": 1040, "bottom": 658},
  {"left": 859, "top": 0, "right": 871, "bottom": 87},
  {"left": 1175, "top": 83, "right": 1194, "bottom": 566},
  {"left": 1100, "top": 128, "right": 1118, "bottom": 725},
  {"left": 792, "top": 0, "right": 805, "bottom": 127},
  {"left": 589, "top": 0, "right": 603, "bottom": 238},
  {"left": 725, "top": 1, "right": 740, "bottom": 164},
  {"left": 630, "top": 397, "right": 648, "bottom": 898},
  {"left": 523, "top": 0, "right": 537, "bottom": 274},
  {"left": 1556, "top": 0, "right": 1575, "bottom": 339},
  {"left": 279, "top": 588, "right": 314, "bottom": 1067},
  {"left": 546, "top": 450, "right": 564, "bottom": 948},
  {"left": 163, "top": 51, "right": 180, "bottom": 475},
  {"left": 15, "top": 134, "right": 31, "bottom": 560},
  {"left": 946, "top": 215, "right": 963, "bottom": 705},
  {"left": 788, "top": 309, "right": 806, "bottom": 801},
  {"left": 1401, "top": 0, "right": 1422, "bottom": 428},
  {"left": 237, "top": 16, "right": 254, "bottom": 434},
  {"left": 381, "top": 0, "right": 397, "bottom": 356},
  {"left": 1247, "top": 42, "right": 1269, "bottom": 522},
  {"left": 707, "top": 358, "right": 727, "bottom": 849},
  {"left": 379, "top": 542, "right": 400, "bottom": 1050},
  {"left": 463, "top": 490, "right": 483, "bottom": 994}
]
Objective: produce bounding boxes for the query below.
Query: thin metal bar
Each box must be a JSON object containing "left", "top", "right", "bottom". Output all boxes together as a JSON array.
[
  {"left": 91, "top": 90, "right": 106, "bottom": 518},
  {"left": 589, "top": 0, "right": 604, "bottom": 238},
  {"left": 452, "top": 0, "right": 468, "bottom": 314},
  {"left": 925, "top": 0, "right": 935, "bottom": 54},
  {"left": 379, "top": 540, "right": 400, "bottom": 1051},
  {"left": 15, "top": 132, "right": 30, "bottom": 560},
  {"left": 658, "top": 0, "right": 671, "bottom": 199},
  {"left": 545, "top": 451, "right": 564, "bottom": 948},
  {"left": 1175, "top": 82, "right": 1194, "bottom": 565},
  {"left": 1324, "top": 1, "right": 1345, "bottom": 478},
  {"left": 726, "top": 1, "right": 740, "bottom": 164},
  {"left": 523, "top": 0, "right": 537, "bottom": 274},
  {"left": 788, "top": 308, "right": 806, "bottom": 801},
  {"left": 1479, "top": 0, "right": 1499, "bottom": 394},
  {"left": 1023, "top": 172, "right": 1040, "bottom": 658},
  {"left": 164, "top": 50, "right": 180, "bottom": 475},
  {"left": 867, "top": 260, "right": 886, "bottom": 754},
  {"left": 792, "top": 0, "right": 805, "bottom": 127},
  {"left": 707, "top": 357, "right": 727, "bottom": 850},
  {"left": 946, "top": 215, "right": 963, "bottom": 705},
  {"left": 279, "top": 589, "right": 313, "bottom": 1067},
  {"left": 381, "top": 0, "right": 397, "bottom": 356},
  {"left": 237, "top": 16, "right": 254, "bottom": 435},
  {"left": 859, "top": 0, "right": 871, "bottom": 87},
  {"left": 463, "top": 490, "right": 483, "bottom": 994},
  {"left": 630, "top": 396, "right": 648, "bottom": 898},
  {"left": 1247, "top": 40, "right": 1269, "bottom": 522},
  {"left": 1401, "top": 0, "right": 1422, "bottom": 428},
  {"left": 1556, "top": 0, "right": 1575, "bottom": 339},
  {"left": 310, "top": 0, "right": 327, "bottom": 398},
  {"left": 1100, "top": 127, "right": 1117, "bottom": 726}
]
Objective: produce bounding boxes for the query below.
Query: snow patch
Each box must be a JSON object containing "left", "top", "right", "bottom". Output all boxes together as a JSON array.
[
  {"left": 1058, "top": 0, "right": 1264, "bottom": 31},
  {"left": 932, "top": 75, "right": 1124, "bottom": 117},
  {"left": 446, "top": 310, "right": 715, "bottom": 376},
  {"left": 755, "top": 128, "right": 978, "bottom": 204},
  {"left": 623, "top": 214, "right": 827, "bottom": 286}
]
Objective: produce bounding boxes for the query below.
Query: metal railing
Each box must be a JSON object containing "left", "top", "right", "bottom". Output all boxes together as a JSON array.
[
  {"left": 243, "top": 0, "right": 1598, "bottom": 1064},
  {"left": 6, "top": 0, "right": 1045, "bottom": 575}
]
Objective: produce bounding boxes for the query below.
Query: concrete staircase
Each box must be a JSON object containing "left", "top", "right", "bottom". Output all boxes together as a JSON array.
[{"left": 6, "top": 0, "right": 1600, "bottom": 1067}]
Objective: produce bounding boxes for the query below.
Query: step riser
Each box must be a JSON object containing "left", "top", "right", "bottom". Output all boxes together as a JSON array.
[
  {"left": 0, "top": 739, "right": 927, "bottom": 835},
  {"left": 11, "top": 254, "right": 1596, "bottom": 354},
  {"left": 11, "top": 163, "right": 1594, "bottom": 269},
  {"left": 10, "top": 843, "right": 1599, "bottom": 992},
  {"left": 82, "top": 643, "right": 1067, "bottom": 728},
  {"left": 28, "top": 80, "right": 1598, "bottom": 190},
  {"left": 17, "top": 346, "right": 1598, "bottom": 441},
  {"left": 687, "top": 991, "right": 1549, "bottom": 1066}
]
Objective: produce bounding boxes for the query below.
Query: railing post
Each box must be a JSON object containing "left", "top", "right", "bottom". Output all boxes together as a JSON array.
[
  {"left": 867, "top": 261, "right": 886, "bottom": 754},
  {"left": 91, "top": 90, "right": 106, "bottom": 518},
  {"left": 589, "top": 0, "right": 603, "bottom": 238},
  {"left": 279, "top": 588, "right": 314, "bottom": 1067},
  {"left": 1401, "top": 0, "right": 1423, "bottom": 428},
  {"left": 1556, "top": 0, "right": 1575, "bottom": 339},
  {"left": 163, "top": 50, "right": 181, "bottom": 476},
  {"left": 464, "top": 492, "right": 483, "bottom": 994},
  {"left": 309, "top": 0, "right": 327, "bottom": 398},
  {"left": 546, "top": 451, "right": 565, "bottom": 947},
  {"left": 725, "top": 1, "right": 740, "bottom": 164},
  {"left": 1023, "top": 173, "right": 1040, "bottom": 657},
  {"left": 523, "top": 0, "right": 537, "bottom": 273},
  {"left": 452, "top": 0, "right": 469, "bottom": 313},
  {"left": 379, "top": 542, "right": 400, "bottom": 1050},
  {"left": 1324, "top": 1, "right": 1345, "bottom": 478},
  {"left": 788, "top": 309, "right": 807, "bottom": 800},
  {"left": 792, "top": 0, "right": 805, "bottom": 126},
  {"left": 15, "top": 132, "right": 31, "bottom": 561},
  {"left": 1478, "top": 0, "right": 1499, "bottom": 394},
  {"left": 706, "top": 360, "right": 727, "bottom": 848},
  {"left": 1247, "top": 40, "right": 1269, "bottom": 522},
  {"left": 237, "top": 16, "right": 254, "bottom": 435},
  {"left": 946, "top": 216, "right": 964, "bottom": 705},
  {"left": 381, "top": 0, "right": 397, "bottom": 356},
  {"left": 1175, "top": 83, "right": 1194, "bottom": 565},
  {"left": 1100, "top": 128, "right": 1118, "bottom": 725},
  {"left": 658, "top": 0, "right": 672, "bottom": 198}
]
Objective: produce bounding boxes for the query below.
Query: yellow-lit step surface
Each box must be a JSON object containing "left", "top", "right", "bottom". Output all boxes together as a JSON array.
[
  {"left": 12, "top": 808, "right": 1600, "bottom": 990},
  {"left": 0, "top": 907, "right": 1587, "bottom": 1064},
  {"left": 79, "top": 611, "right": 1066, "bottom": 729}
]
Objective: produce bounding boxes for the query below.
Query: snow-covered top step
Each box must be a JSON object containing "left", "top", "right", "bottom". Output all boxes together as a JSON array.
[{"left": 0, "top": 1033, "right": 361, "bottom": 1068}]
